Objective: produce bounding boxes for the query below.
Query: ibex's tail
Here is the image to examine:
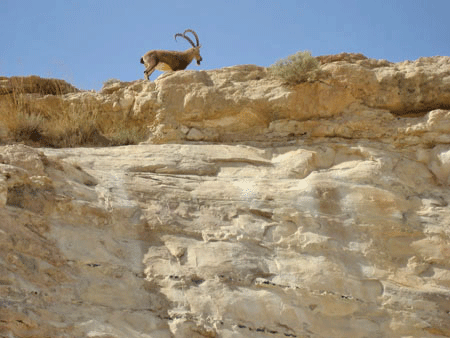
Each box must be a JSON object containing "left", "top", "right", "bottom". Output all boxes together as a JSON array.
[{"left": 140, "top": 57, "right": 144, "bottom": 64}]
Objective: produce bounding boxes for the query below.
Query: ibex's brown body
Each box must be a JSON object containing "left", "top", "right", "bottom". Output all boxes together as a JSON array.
[{"left": 140, "top": 29, "right": 202, "bottom": 81}]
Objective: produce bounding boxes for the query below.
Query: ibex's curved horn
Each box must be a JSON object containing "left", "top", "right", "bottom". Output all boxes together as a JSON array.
[
  {"left": 174, "top": 33, "right": 184, "bottom": 41},
  {"left": 174, "top": 31, "right": 196, "bottom": 48},
  {"left": 183, "top": 29, "right": 200, "bottom": 47}
]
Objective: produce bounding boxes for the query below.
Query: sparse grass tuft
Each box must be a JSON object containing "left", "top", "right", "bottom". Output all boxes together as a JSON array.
[{"left": 268, "top": 51, "right": 320, "bottom": 84}]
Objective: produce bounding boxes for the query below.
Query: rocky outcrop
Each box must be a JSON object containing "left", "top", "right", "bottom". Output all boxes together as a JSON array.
[
  {"left": 100, "top": 56, "right": 450, "bottom": 144},
  {"left": 1, "top": 54, "right": 450, "bottom": 337},
  {"left": 2, "top": 54, "right": 450, "bottom": 145}
]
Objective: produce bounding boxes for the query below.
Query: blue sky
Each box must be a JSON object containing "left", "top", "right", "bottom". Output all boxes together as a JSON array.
[{"left": 1, "top": 0, "right": 449, "bottom": 90}]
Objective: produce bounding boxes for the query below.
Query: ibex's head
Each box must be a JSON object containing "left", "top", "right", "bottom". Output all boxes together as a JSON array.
[{"left": 175, "top": 29, "right": 202, "bottom": 65}]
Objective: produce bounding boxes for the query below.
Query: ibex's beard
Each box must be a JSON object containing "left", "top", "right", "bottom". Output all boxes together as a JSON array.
[{"left": 197, "top": 60, "right": 201, "bottom": 65}]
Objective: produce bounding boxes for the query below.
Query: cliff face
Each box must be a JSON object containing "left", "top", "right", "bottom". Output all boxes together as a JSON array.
[{"left": 1, "top": 54, "right": 450, "bottom": 337}]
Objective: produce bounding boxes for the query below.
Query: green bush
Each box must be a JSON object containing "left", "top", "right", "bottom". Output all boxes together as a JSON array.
[{"left": 268, "top": 51, "right": 320, "bottom": 84}]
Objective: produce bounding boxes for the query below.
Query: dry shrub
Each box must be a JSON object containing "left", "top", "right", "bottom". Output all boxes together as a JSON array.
[
  {"left": 109, "top": 127, "right": 148, "bottom": 146},
  {"left": 6, "top": 113, "right": 46, "bottom": 144},
  {"left": 102, "top": 78, "right": 121, "bottom": 88},
  {"left": 268, "top": 51, "right": 320, "bottom": 84},
  {"left": 2, "top": 110, "right": 109, "bottom": 148},
  {"left": 44, "top": 114, "right": 111, "bottom": 147},
  {"left": 0, "top": 76, "right": 148, "bottom": 147},
  {"left": 3, "top": 76, "right": 78, "bottom": 95}
]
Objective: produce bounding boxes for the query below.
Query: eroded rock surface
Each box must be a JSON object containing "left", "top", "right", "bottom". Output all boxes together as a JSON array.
[
  {"left": 1, "top": 137, "right": 450, "bottom": 337},
  {"left": 1, "top": 54, "right": 450, "bottom": 337}
]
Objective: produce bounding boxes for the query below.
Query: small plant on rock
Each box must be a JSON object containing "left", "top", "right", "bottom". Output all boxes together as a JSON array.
[
  {"left": 102, "top": 78, "right": 121, "bottom": 89},
  {"left": 268, "top": 51, "right": 320, "bottom": 84}
]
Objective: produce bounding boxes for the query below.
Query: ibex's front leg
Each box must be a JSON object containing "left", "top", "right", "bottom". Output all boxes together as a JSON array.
[
  {"left": 141, "top": 53, "right": 158, "bottom": 81},
  {"left": 144, "top": 64, "right": 156, "bottom": 80}
]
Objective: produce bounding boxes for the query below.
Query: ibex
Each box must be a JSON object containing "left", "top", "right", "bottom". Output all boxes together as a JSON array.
[{"left": 140, "top": 29, "right": 202, "bottom": 81}]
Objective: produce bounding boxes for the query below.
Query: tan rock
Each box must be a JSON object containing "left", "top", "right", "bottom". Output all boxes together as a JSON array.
[
  {"left": 1, "top": 54, "right": 450, "bottom": 337},
  {"left": 0, "top": 138, "right": 449, "bottom": 337}
]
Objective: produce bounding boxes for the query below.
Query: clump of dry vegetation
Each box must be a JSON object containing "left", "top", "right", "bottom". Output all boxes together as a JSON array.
[
  {"left": 0, "top": 76, "right": 148, "bottom": 147},
  {"left": 268, "top": 51, "right": 321, "bottom": 84}
]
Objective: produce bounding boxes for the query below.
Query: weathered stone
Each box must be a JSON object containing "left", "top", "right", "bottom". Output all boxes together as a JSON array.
[{"left": 1, "top": 54, "right": 450, "bottom": 337}]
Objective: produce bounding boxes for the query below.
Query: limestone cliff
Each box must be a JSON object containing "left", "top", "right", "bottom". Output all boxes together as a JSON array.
[{"left": 1, "top": 54, "right": 450, "bottom": 337}]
